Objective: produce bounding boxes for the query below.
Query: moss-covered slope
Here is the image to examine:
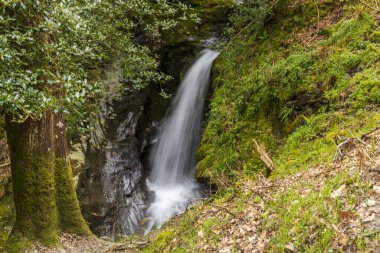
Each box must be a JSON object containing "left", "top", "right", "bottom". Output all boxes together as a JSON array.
[
  {"left": 130, "top": 3, "right": 380, "bottom": 252},
  {"left": 138, "top": 130, "right": 379, "bottom": 252},
  {"left": 197, "top": 0, "right": 380, "bottom": 184}
]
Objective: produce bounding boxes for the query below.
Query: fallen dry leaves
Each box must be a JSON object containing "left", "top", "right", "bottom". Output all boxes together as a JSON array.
[
  {"left": 288, "top": 3, "right": 344, "bottom": 47},
  {"left": 160, "top": 129, "right": 380, "bottom": 252},
  {"left": 28, "top": 234, "right": 114, "bottom": 253}
]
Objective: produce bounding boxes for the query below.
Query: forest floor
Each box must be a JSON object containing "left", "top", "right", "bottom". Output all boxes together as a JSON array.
[
  {"left": 1, "top": 129, "right": 380, "bottom": 252},
  {"left": 132, "top": 128, "right": 380, "bottom": 252}
]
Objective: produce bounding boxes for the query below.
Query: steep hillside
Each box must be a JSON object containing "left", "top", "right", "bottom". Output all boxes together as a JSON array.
[
  {"left": 197, "top": 0, "right": 380, "bottom": 184},
  {"left": 137, "top": 130, "right": 379, "bottom": 252},
  {"left": 134, "top": 0, "right": 380, "bottom": 252}
]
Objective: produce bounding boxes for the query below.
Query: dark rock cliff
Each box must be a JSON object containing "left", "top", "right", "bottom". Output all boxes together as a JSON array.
[{"left": 77, "top": 1, "right": 233, "bottom": 237}]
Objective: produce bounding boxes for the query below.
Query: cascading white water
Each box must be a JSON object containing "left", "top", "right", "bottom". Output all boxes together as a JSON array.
[{"left": 145, "top": 49, "right": 219, "bottom": 233}]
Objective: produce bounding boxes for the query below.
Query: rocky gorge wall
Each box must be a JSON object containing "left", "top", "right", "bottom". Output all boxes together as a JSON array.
[{"left": 77, "top": 0, "right": 234, "bottom": 237}]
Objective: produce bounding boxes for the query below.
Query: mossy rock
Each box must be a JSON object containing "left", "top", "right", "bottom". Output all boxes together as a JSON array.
[{"left": 163, "top": 0, "right": 234, "bottom": 46}]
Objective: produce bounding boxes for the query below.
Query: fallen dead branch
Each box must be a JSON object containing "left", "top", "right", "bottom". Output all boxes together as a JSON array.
[
  {"left": 334, "top": 128, "right": 378, "bottom": 161},
  {"left": 241, "top": 186, "right": 266, "bottom": 202},
  {"left": 209, "top": 203, "right": 236, "bottom": 218},
  {"left": 254, "top": 139, "right": 275, "bottom": 176}
]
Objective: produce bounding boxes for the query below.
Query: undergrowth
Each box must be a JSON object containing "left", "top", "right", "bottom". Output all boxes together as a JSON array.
[
  {"left": 2, "top": 0, "right": 379, "bottom": 251},
  {"left": 140, "top": 168, "right": 376, "bottom": 252},
  {"left": 137, "top": 0, "right": 380, "bottom": 252},
  {"left": 197, "top": 0, "right": 380, "bottom": 186},
  {"left": 265, "top": 172, "right": 354, "bottom": 252}
]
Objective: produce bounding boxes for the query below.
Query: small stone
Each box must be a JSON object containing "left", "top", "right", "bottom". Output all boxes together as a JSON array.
[
  {"left": 285, "top": 243, "right": 295, "bottom": 251},
  {"left": 331, "top": 185, "right": 346, "bottom": 199},
  {"left": 363, "top": 213, "right": 375, "bottom": 222},
  {"left": 372, "top": 185, "right": 380, "bottom": 194},
  {"left": 100, "top": 236, "right": 111, "bottom": 241},
  {"left": 367, "top": 199, "right": 376, "bottom": 207}
]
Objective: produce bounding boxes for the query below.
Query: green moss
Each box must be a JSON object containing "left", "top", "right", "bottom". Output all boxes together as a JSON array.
[
  {"left": 10, "top": 156, "right": 59, "bottom": 247},
  {"left": 142, "top": 230, "right": 176, "bottom": 253},
  {"left": 187, "top": 0, "right": 235, "bottom": 23},
  {"left": 326, "top": 13, "right": 376, "bottom": 47},
  {"left": 4, "top": 233, "right": 33, "bottom": 253},
  {"left": 197, "top": 0, "right": 380, "bottom": 185},
  {"left": 370, "top": 29, "right": 380, "bottom": 43},
  {"left": 2, "top": 155, "right": 59, "bottom": 251},
  {"left": 140, "top": 205, "right": 227, "bottom": 252},
  {"left": 54, "top": 158, "right": 91, "bottom": 235},
  {"left": 5, "top": 156, "right": 90, "bottom": 250},
  {"left": 274, "top": 111, "right": 380, "bottom": 177},
  {"left": 0, "top": 187, "right": 15, "bottom": 251},
  {"left": 3, "top": 112, "right": 92, "bottom": 250}
]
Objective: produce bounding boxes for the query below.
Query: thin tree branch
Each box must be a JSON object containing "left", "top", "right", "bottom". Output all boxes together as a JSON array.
[
  {"left": 0, "top": 163, "right": 10, "bottom": 169},
  {"left": 209, "top": 203, "right": 236, "bottom": 218}
]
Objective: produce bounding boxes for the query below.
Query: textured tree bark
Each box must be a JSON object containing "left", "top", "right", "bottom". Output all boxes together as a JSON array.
[
  {"left": 4, "top": 112, "right": 90, "bottom": 251},
  {"left": 53, "top": 112, "right": 90, "bottom": 235}
]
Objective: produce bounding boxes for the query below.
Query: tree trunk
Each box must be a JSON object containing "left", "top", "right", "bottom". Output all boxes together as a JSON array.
[{"left": 4, "top": 112, "right": 90, "bottom": 251}]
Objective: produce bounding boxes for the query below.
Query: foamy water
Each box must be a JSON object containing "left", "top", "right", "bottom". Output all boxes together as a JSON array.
[{"left": 145, "top": 179, "right": 201, "bottom": 233}]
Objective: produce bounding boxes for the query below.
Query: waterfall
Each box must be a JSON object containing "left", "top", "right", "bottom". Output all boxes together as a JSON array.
[{"left": 145, "top": 49, "right": 219, "bottom": 233}]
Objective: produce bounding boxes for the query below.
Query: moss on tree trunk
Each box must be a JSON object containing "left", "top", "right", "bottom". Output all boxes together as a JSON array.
[{"left": 4, "top": 112, "right": 90, "bottom": 252}]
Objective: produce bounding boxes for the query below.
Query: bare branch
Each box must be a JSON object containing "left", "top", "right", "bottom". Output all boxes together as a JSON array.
[{"left": 253, "top": 139, "right": 275, "bottom": 173}]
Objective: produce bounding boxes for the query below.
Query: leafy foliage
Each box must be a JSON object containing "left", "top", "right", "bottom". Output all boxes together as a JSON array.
[
  {"left": 0, "top": 0, "right": 193, "bottom": 132},
  {"left": 226, "top": 0, "right": 281, "bottom": 36}
]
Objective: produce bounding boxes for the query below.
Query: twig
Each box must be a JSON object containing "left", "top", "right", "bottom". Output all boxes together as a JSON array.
[
  {"left": 241, "top": 186, "right": 266, "bottom": 202},
  {"left": 335, "top": 138, "right": 352, "bottom": 161},
  {"left": 209, "top": 203, "right": 236, "bottom": 218},
  {"left": 359, "top": 0, "right": 380, "bottom": 11},
  {"left": 334, "top": 128, "right": 377, "bottom": 161},
  {"left": 316, "top": 3, "right": 320, "bottom": 31},
  {"left": 361, "top": 147, "right": 375, "bottom": 163},
  {"left": 316, "top": 217, "right": 341, "bottom": 233},
  {"left": 0, "top": 163, "right": 10, "bottom": 169}
]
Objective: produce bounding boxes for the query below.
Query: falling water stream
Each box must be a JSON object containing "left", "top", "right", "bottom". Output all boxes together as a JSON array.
[{"left": 145, "top": 49, "right": 219, "bottom": 233}]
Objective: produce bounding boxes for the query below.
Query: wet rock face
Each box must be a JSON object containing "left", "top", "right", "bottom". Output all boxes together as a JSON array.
[
  {"left": 77, "top": 86, "right": 149, "bottom": 237},
  {"left": 76, "top": 53, "right": 195, "bottom": 237},
  {"left": 77, "top": 2, "right": 232, "bottom": 238}
]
